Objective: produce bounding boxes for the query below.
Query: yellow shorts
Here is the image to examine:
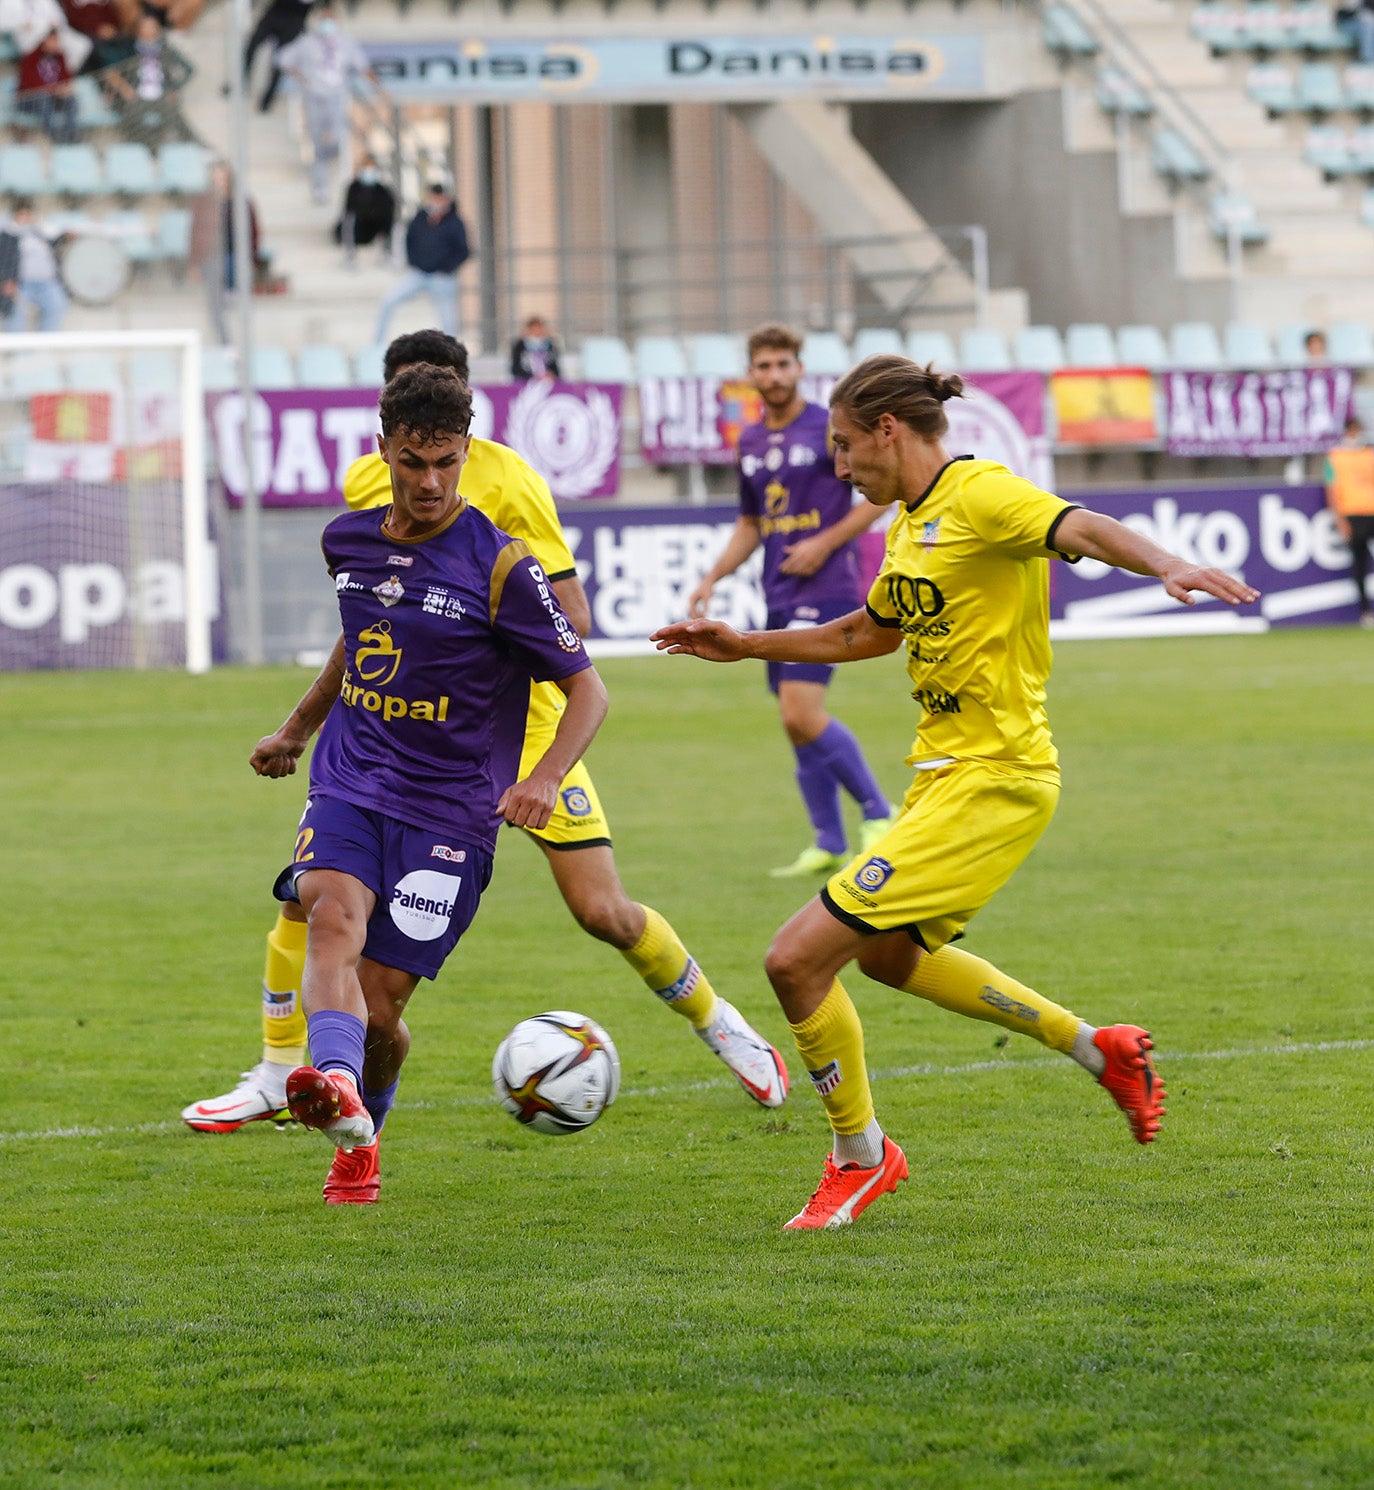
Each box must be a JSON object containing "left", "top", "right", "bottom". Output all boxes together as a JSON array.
[
  {"left": 822, "top": 759, "right": 1060, "bottom": 951},
  {"left": 516, "top": 731, "right": 612, "bottom": 850}
]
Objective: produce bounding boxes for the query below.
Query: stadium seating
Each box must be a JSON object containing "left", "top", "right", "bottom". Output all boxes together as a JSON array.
[
  {"left": 105, "top": 143, "right": 159, "bottom": 197},
  {"left": 7, "top": 354, "right": 64, "bottom": 395},
  {"left": 1345, "top": 64, "right": 1374, "bottom": 112},
  {"left": 1327, "top": 320, "right": 1374, "bottom": 366},
  {"left": 1117, "top": 324, "right": 1170, "bottom": 370},
  {"left": 1169, "top": 322, "right": 1226, "bottom": 369},
  {"left": 906, "top": 330, "right": 958, "bottom": 368},
  {"left": 1208, "top": 192, "right": 1271, "bottom": 247},
  {"left": 958, "top": 328, "right": 1014, "bottom": 371},
  {"left": 851, "top": 328, "right": 904, "bottom": 361},
  {"left": 158, "top": 143, "right": 210, "bottom": 196},
  {"left": 1013, "top": 325, "right": 1066, "bottom": 373},
  {"left": 1297, "top": 62, "right": 1345, "bottom": 113},
  {"left": 50, "top": 144, "right": 102, "bottom": 197},
  {"left": 157, "top": 208, "right": 192, "bottom": 264},
  {"left": 105, "top": 210, "right": 158, "bottom": 265},
  {"left": 635, "top": 336, "right": 688, "bottom": 378},
  {"left": 130, "top": 350, "right": 179, "bottom": 393},
  {"left": 353, "top": 345, "right": 385, "bottom": 387},
  {"left": 1151, "top": 129, "right": 1212, "bottom": 186},
  {"left": 251, "top": 346, "right": 296, "bottom": 390},
  {"left": 65, "top": 353, "right": 123, "bottom": 391},
  {"left": 1065, "top": 324, "right": 1118, "bottom": 367},
  {"left": 1043, "top": 5, "right": 1100, "bottom": 61},
  {"left": 1248, "top": 63, "right": 1298, "bottom": 113},
  {"left": 580, "top": 336, "right": 634, "bottom": 384},
  {"left": 1304, "top": 125, "right": 1356, "bottom": 176},
  {"left": 1095, "top": 67, "right": 1154, "bottom": 118},
  {"left": 1223, "top": 322, "right": 1277, "bottom": 367},
  {"left": 200, "top": 346, "right": 239, "bottom": 393},
  {"left": 799, "top": 332, "right": 850, "bottom": 376},
  {"left": 1195, "top": 2, "right": 1353, "bottom": 56},
  {"left": 296, "top": 344, "right": 353, "bottom": 388},
  {"left": 0, "top": 144, "right": 46, "bottom": 195},
  {"left": 687, "top": 333, "right": 744, "bottom": 378}
]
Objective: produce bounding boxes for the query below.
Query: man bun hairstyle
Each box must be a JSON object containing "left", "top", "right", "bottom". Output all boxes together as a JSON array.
[
  {"left": 747, "top": 322, "right": 804, "bottom": 362},
  {"left": 379, "top": 365, "right": 473, "bottom": 446},
  {"left": 383, "top": 329, "right": 469, "bottom": 383},
  {"left": 830, "top": 355, "right": 964, "bottom": 440}
]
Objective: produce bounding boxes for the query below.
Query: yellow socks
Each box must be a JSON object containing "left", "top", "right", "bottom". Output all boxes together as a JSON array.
[
  {"left": 622, "top": 904, "right": 718, "bottom": 1029},
  {"left": 902, "top": 946, "right": 1080, "bottom": 1054},
  {"left": 261, "top": 911, "right": 308, "bottom": 1068},
  {"left": 788, "top": 980, "right": 875, "bottom": 1137}
]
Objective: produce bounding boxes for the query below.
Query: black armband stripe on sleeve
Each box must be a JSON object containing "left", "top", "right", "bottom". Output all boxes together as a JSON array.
[
  {"left": 866, "top": 602, "right": 902, "bottom": 630},
  {"left": 1046, "top": 504, "right": 1083, "bottom": 563},
  {"left": 545, "top": 566, "right": 577, "bottom": 583}
]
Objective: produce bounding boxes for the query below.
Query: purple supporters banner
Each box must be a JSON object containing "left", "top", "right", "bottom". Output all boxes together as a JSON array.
[
  {"left": 1163, "top": 367, "right": 1354, "bottom": 457},
  {"left": 639, "top": 371, "right": 1052, "bottom": 486},
  {"left": 208, "top": 380, "right": 623, "bottom": 508},
  {"left": 1053, "top": 483, "right": 1363, "bottom": 633}
]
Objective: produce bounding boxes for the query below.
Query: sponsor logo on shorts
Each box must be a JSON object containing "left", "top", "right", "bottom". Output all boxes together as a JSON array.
[
  {"left": 807, "top": 1059, "right": 842, "bottom": 1096},
  {"left": 978, "top": 986, "right": 1039, "bottom": 1025},
  {"left": 373, "top": 575, "right": 405, "bottom": 607},
  {"left": 654, "top": 958, "right": 700, "bottom": 1005},
  {"left": 262, "top": 989, "right": 296, "bottom": 1018},
  {"left": 429, "top": 844, "right": 468, "bottom": 863},
  {"left": 560, "top": 786, "right": 592, "bottom": 818},
  {"left": 386, "top": 554, "right": 414, "bottom": 567},
  {"left": 853, "top": 856, "right": 895, "bottom": 893},
  {"left": 389, "top": 870, "right": 463, "bottom": 942}
]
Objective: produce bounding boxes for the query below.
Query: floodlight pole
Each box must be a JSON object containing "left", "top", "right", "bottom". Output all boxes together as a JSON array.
[{"left": 227, "top": 0, "right": 264, "bottom": 665}]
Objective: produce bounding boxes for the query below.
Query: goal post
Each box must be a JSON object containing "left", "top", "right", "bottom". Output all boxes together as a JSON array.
[{"left": 0, "top": 327, "right": 213, "bottom": 675}]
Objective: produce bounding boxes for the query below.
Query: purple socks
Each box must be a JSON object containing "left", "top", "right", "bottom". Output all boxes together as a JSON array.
[
  {"left": 363, "top": 1078, "right": 399, "bottom": 1135},
  {"left": 794, "top": 740, "right": 847, "bottom": 855},
  {"left": 305, "top": 1008, "right": 365, "bottom": 1092},
  {"left": 811, "top": 720, "right": 890, "bottom": 822}
]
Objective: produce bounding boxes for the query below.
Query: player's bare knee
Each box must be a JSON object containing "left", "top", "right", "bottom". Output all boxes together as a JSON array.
[
  {"left": 764, "top": 935, "right": 807, "bottom": 996},
  {"left": 572, "top": 891, "right": 639, "bottom": 949},
  {"left": 304, "top": 894, "right": 365, "bottom": 954},
  {"left": 856, "top": 937, "right": 920, "bottom": 989}
]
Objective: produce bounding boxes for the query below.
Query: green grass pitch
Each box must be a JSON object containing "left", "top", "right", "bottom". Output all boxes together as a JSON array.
[{"left": 3, "top": 633, "right": 1373, "bottom": 1489}]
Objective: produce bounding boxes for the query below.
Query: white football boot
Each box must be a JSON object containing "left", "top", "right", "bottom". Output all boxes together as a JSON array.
[
  {"left": 696, "top": 999, "right": 790, "bottom": 1109},
  {"left": 181, "top": 1060, "right": 293, "bottom": 1133}
]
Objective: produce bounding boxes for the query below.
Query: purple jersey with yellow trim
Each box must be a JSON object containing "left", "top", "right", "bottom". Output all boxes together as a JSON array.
[
  {"left": 309, "top": 500, "right": 592, "bottom": 853},
  {"left": 737, "top": 401, "right": 861, "bottom": 611}
]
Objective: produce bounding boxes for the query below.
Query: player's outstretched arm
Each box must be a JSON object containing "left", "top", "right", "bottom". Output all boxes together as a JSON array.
[
  {"left": 499, "top": 667, "right": 610, "bottom": 830},
  {"left": 1055, "top": 508, "right": 1262, "bottom": 607},
  {"left": 552, "top": 575, "right": 592, "bottom": 637},
  {"left": 652, "top": 607, "right": 902, "bottom": 665},
  {"left": 687, "top": 516, "right": 763, "bottom": 617},
  {"left": 250, "top": 634, "right": 347, "bottom": 778}
]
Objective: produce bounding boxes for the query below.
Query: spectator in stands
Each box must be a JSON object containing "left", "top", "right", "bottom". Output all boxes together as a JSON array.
[
  {"left": 335, "top": 153, "right": 395, "bottom": 263},
  {"left": 0, "top": 223, "right": 19, "bottom": 325},
  {"left": 0, "top": 0, "right": 88, "bottom": 68},
  {"left": 6, "top": 200, "right": 68, "bottom": 331},
  {"left": 190, "top": 161, "right": 261, "bottom": 343},
  {"left": 1324, "top": 415, "right": 1374, "bottom": 628},
  {"left": 140, "top": 0, "right": 204, "bottom": 28},
  {"left": 80, "top": 14, "right": 133, "bottom": 77},
  {"left": 1305, "top": 328, "right": 1329, "bottom": 361},
  {"left": 103, "top": 11, "right": 192, "bottom": 141},
  {"left": 373, "top": 182, "right": 469, "bottom": 343},
  {"left": 1337, "top": 3, "right": 1374, "bottom": 64},
  {"left": 242, "top": 0, "right": 312, "bottom": 113},
  {"left": 274, "top": 4, "right": 371, "bottom": 204},
  {"left": 510, "top": 315, "right": 561, "bottom": 381},
  {"left": 17, "top": 27, "right": 78, "bottom": 143},
  {"left": 62, "top": 0, "right": 137, "bottom": 36}
]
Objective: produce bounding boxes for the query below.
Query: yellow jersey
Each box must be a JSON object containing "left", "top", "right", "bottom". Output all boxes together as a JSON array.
[
  {"left": 865, "top": 457, "right": 1077, "bottom": 775},
  {"left": 344, "top": 440, "right": 578, "bottom": 740}
]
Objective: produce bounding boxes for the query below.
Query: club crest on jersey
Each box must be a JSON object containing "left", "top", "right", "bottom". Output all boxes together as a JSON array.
[
  {"left": 560, "top": 786, "right": 592, "bottom": 817},
  {"left": 807, "top": 1059, "right": 842, "bottom": 1096},
  {"left": 373, "top": 575, "right": 405, "bottom": 607},
  {"left": 354, "top": 620, "right": 402, "bottom": 685},
  {"left": 386, "top": 554, "right": 414, "bottom": 567},
  {"left": 922, "top": 519, "right": 942, "bottom": 550},
  {"left": 853, "top": 856, "right": 895, "bottom": 892}
]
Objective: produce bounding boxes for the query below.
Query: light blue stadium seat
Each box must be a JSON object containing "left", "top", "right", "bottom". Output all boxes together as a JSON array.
[
  {"left": 105, "top": 143, "right": 158, "bottom": 196},
  {"left": 1327, "top": 321, "right": 1374, "bottom": 366},
  {"left": 1297, "top": 62, "right": 1345, "bottom": 113},
  {"left": 1043, "top": 4, "right": 1100, "bottom": 59},
  {"left": 8, "top": 355, "right": 64, "bottom": 395},
  {"left": 958, "top": 328, "right": 1013, "bottom": 372},
  {"left": 130, "top": 350, "right": 178, "bottom": 392},
  {"left": 906, "top": 330, "right": 958, "bottom": 368},
  {"left": 353, "top": 344, "right": 385, "bottom": 387},
  {"left": 297, "top": 344, "right": 353, "bottom": 388},
  {"left": 44, "top": 210, "right": 96, "bottom": 238},
  {"left": 579, "top": 336, "right": 634, "bottom": 383},
  {"left": 158, "top": 142, "right": 210, "bottom": 196},
  {"left": 799, "top": 332, "right": 851, "bottom": 376},
  {"left": 1243, "top": 3, "right": 1287, "bottom": 56},
  {"left": 687, "top": 333, "right": 744, "bottom": 378},
  {"left": 1360, "top": 187, "right": 1374, "bottom": 226},
  {"left": 0, "top": 76, "right": 18, "bottom": 130},
  {"left": 851, "top": 327, "right": 904, "bottom": 362},
  {"left": 0, "top": 144, "right": 47, "bottom": 196},
  {"left": 1348, "top": 124, "right": 1374, "bottom": 170},
  {"left": 1169, "top": 322, "right": 1225, "bottom": 369},
  {"left": 1304, "top": 125, "right": 1355, "bottom": 175},
  {"left": 1345, "top": 64, "right": 1374, "bottom": 111},
  {"left": 1223, "top": 322, "right": 1276, "bottom": 367},
  {"left": 1290, "top": 1, "right": 1354, "bottom": 53},
  {"left": 158, "top": 208, "right": 192, "bottom": 263},
  {"left": 635, "top": 336, "right": 688, "bottom": 378},
  {"left": 65, "top": 353, "right": 123, "bottom": 391},
  {"left": 71, "top": 76, "right": 118, "bottom": 129},
  {"left": 1192, "top": 2, "right": 1249, "bottom": 54},
  {"left": 1117, "top": 324, "right": 1169, "bottom": 369},
  {"left": 1096, "top": 66, "right": 1154, "bottom": 117},
  {"left": 201, "top": 346, "right": 239, "bottom": 393},
  {"left": 1013, "top": 326, "right": 1066, "bottom": 373},
  {"left": 1275, "top": 324, "right": 1311, "bottom": 362},
  {"left": 1248, "top": 63, "right": 1298, "bottom": 114},
  {"left": 1152, "top": 128, "right": 1212, "bottom": 185},
  {"left": 251, "top": 345, "right": 296, "bottom": 390},
  {"left": 1065, "top": 324, "right": 1118, "bottom": 367},
  {"left": 1208, "top": 192, "right": 1270, "bottom": 246},
  {"left": 50, "top": 144, "right": 102, "bottom": 197},
  {"left": 105, "top": 210, "right": 158, "bottom": 264},
  {"left": 0, "top": 32, "right": 17, "bottom": 62}
]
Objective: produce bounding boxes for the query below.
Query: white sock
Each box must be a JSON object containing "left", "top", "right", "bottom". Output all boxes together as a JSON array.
[
  {"left": 833, "top": 1119, "right": 885, "bottom": 1169},
  {"left": 1071, "top": 1022, "right": 1106, "bottom": 1078}
]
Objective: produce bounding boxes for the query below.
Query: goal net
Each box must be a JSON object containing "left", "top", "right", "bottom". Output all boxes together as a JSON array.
[{"left": 0, "top": 329, "right": 213, "bottom": 673}]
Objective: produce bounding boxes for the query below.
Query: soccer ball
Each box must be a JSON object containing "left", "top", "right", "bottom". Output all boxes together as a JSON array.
[{"left": 492, "top": 1011, "right": 621, "bottom": 1135}]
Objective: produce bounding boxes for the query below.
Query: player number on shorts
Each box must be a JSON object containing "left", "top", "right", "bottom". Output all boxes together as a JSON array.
[{"left": 294, "top": 827, "right": 315, "bottom": 864}]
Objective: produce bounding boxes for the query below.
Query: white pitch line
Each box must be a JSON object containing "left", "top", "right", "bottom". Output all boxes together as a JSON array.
[{"left": 2, "top": 1037, "right": 1370, "bottom": 1147}]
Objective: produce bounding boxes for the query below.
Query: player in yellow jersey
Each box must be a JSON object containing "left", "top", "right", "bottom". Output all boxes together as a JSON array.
[
  {"left": 653, "top": 355, "right": 1260, "bottom": 1230},
  {"left": 183, "top": 331, "right": 787, "bottom": 1145}
]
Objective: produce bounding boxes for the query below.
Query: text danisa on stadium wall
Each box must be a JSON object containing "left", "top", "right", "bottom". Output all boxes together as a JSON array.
[{"left": 361, "top": 35, "right": 988, "bottom": 103}]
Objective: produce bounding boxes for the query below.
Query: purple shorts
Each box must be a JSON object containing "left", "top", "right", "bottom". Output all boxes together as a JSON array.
[
  {"left": 765, "top": 597, "right": 857, "bottom": 694},
  {"left": 273, "top": 793, "right": 493, "bottom": 981}
]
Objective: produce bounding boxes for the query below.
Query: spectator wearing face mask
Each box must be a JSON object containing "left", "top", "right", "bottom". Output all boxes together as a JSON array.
[
  {"left": 274, "top": 4, "right": 372, "bottom": 204},
  {"left": 510, "top": 316, "right": 561, "bottom": 381},
  {"left": 373, "top": 182, "right": 469, "bottom": 342},
  {"left": 335, "top": 154, "right": 396, "bottom": 263},
  {"left": 17, "top": 27, "right": 78, "bottom": 142}
]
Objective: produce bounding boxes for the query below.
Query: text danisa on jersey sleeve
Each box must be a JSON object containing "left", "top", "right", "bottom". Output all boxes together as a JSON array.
[
  {"left": 864, "top": 458, "right": 1076, "bottom": 776},
  {"left": 307, "top": 502, "right": 590, "bottom": 855}
]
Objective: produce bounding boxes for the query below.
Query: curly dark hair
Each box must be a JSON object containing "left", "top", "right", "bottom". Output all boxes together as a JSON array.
[
  {"left": 379, "top": 365, "right": 473, "bottom": 445},
  {"left": 383, "top": 330, "right": 469, "bottom": 384}
]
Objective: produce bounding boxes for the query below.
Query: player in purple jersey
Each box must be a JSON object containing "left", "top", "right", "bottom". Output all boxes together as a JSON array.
[
  {"left": 688, "top": 324, "right": 895, "bottom": 878},
  {"left": 252, "top": 365, "right": 609, "bottom": 1205}
]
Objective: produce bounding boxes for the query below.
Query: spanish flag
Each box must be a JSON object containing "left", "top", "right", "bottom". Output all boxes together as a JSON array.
[{"left": 1050, "top": 368, "right": 1156, "bottom": 446}]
